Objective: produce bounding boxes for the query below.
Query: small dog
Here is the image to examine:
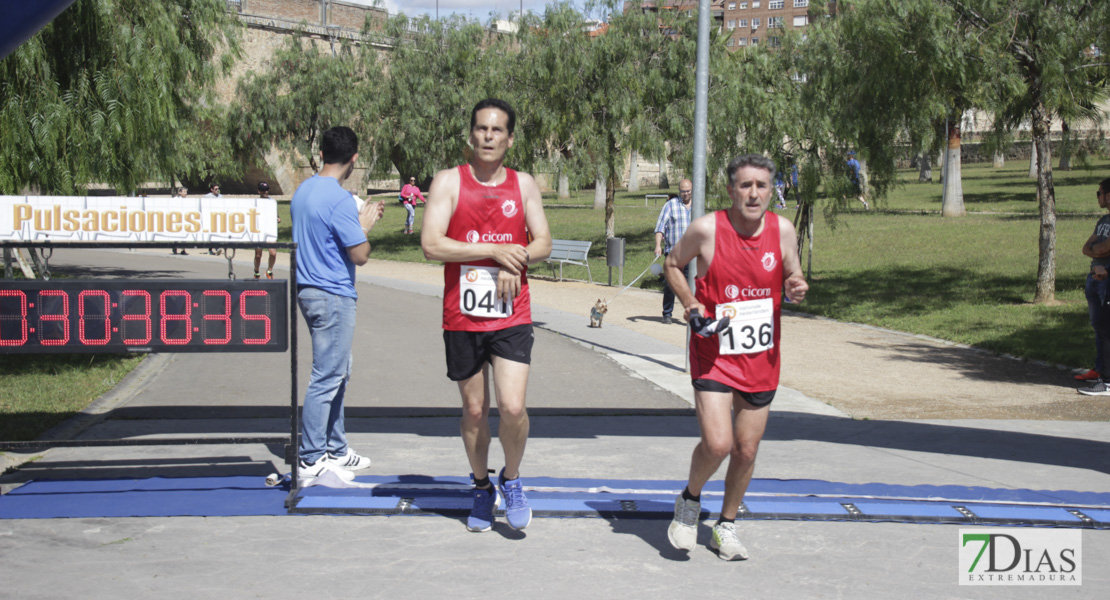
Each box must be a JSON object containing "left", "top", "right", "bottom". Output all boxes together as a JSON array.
[{"left": 589, "top": 299, "right": 609, "bottom": 328}]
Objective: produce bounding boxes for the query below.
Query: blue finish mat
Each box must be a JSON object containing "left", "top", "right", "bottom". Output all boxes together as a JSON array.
[{"left": 3, "top": 475, "right": 1108, "bottom": 527}]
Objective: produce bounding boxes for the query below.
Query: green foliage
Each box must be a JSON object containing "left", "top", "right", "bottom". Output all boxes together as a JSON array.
[{"left": 0, "top": 0, "right": 240, "bottom": 194}]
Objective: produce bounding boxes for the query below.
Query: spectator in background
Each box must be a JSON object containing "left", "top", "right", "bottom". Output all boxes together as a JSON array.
[
  {"left": 253, "top": 182, "right": 279, "bottom": 279},
  {"left": 846, "top": 151, "right": 867, "bottom": 210},
  {"left": 1078, "top": 177, "right": 1110, "bottom": 395},
  {"left": 400, "top": 176, "right": 426, "bottom": 235},
  {"left": 203, "top": 182, "right": 222, "bottom": 255},
  {"left": 172, "top": 186, "right": 188, "bottom": 255},
  {"left": 654, "top": 179, "right": 693, "bottom": 325}
]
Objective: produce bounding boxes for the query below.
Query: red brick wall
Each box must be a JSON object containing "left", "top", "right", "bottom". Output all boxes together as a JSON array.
[{"left": 243, "top": 0, "right": 322, "bottom": 25}]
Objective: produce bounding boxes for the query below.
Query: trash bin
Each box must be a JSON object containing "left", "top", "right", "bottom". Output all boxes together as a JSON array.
[{"left": 607, "top": 237, "right": 625, "bottom": 286}]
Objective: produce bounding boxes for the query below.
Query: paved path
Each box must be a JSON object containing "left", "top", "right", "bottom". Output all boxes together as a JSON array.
[{"left": 1, "top": 248, "right": 1108, "bottom": 599}]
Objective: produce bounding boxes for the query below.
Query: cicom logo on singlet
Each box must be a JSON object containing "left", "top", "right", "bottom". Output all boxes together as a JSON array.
[
  {"left": 725, "top": 285, "right": 740, "bottom": 300},
  {"left": 466, "top": 229, "right": 514, "bottom": 243},
  {"left": 501, "top": 199, "right": 518, "bottom": 218},
  {"left": 466, "top": 230, "right": 480, "bottom": 243},
  {"left": 762, "top": 252, "right": 777, "bottom": 272}
]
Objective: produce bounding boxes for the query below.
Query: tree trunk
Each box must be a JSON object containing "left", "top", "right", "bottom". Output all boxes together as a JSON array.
[
  {"left": 594, "top": 169, "right": 606, "bottom": 210},
  {"left": 992, "top": 151, "right": 1005, "bottom": 168},
  {"left": 628, "top": 151, "right": 639, "bottom": 192},
  {"left": 659, "top": 155, "right": 669, "bottom": 188},
  {"left": 1028, "top": 139, "right": 1037, "bottom": 178},
  {"left": 558, "top": 172, "right": 570, "bottom": 199},
  {"left": 917, "top": 152, "right": 932, "bottom": 182},
  {"left": 942, "top": 121, "right": 966, "bottom": 217},
  {"left": 605, "top": 170, "right": 617, "bottom": 239},
  {"left": 1058, "top": 120, "right": 1072, "bottom": 171},
  {"left": 1031, "top": 101, "right": 1057, "bottom": 304}
]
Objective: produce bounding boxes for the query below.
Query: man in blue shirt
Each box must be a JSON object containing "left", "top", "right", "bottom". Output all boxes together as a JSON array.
[
  {"left": 846, "top": 151, "right": 867, "bottom": 209},
  {"left": 291, "top": 126, "right": 385, "bottom": 481},
  {"left": 654, "top": 179, "right": 692, "bottom": 325}
]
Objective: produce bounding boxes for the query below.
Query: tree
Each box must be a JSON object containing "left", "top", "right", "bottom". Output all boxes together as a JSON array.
[
  {"left": 229, "top": 33, "right": 369, "bottom": 178},
  {"left": 941, "top": 0, "right": 1110, "bottom": 303},
  {"left": 515, "top": 1, "right": 697, "bottom": 238},
  {"left": 0, "top": 0, "right": 239, "bottom": 195}
]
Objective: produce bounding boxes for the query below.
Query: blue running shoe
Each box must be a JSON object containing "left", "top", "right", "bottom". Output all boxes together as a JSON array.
[
  {"left": 498, "top": 467, "right": 532, "bottom": 530},
  {"left": 467, "top": 479, "right": 500, "bottom": 532}
]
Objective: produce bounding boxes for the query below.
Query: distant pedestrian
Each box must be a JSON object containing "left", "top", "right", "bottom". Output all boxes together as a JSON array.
[
  {"left": 400, "top": 176, "right": 426, "bottom": 235},
  {"left": 253, "top": 182, "right": 279, "bottom": 279},
  {"left": 846, "top": 151, "right": 867, "bottom": 209},
  {"left": 654, "top": 179, "right": 692, "bottom": 325},
  {"left": 172, "top": 186, "right": 188, "bottom": 255},
  {"left": 1078, "top": 177, "right": 1110, "bottom": 396},
  {"left": 203, "top": 183, "right": 223, "bottom": 255}
]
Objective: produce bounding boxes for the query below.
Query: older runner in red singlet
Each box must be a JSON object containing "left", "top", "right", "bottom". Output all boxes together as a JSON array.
[{"left": 662, "top": 154, "right": 809, "bottom": 561}]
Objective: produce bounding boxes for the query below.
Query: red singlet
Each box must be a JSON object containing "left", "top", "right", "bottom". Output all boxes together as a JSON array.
[
  {"left": 442, "top": 164, "right": 531, "bottom": 331},
  {"left": 690, "top": 210, "right": 784, "bottom": 393}
]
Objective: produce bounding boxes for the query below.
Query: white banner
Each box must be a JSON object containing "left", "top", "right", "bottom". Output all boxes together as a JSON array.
[{"left": 0, "top": 195, "right": 279, "bottom": 243}]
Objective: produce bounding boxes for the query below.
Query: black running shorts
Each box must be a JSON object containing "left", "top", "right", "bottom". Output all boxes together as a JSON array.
[
  {"left": 692, "top": 378, "right": 776, "bottom": 407},
  {"left": 444, "top": 323, "right": 534, "bottom": 381}
]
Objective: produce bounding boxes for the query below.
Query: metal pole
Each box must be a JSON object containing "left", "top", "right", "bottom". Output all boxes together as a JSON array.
[{"left": 685, "top": 0, "right": 711, "bottom": 373}]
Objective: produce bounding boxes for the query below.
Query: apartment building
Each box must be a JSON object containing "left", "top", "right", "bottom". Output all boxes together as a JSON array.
[{"left": 633, "top": 1, "right": 832, "bottom": 51}]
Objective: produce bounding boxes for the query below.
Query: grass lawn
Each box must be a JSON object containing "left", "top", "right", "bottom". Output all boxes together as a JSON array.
[{"left": 3, "top": 156, "right": 1109, "bottom": 444}]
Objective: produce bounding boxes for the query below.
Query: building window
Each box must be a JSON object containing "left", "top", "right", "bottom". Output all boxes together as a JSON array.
[
  {"left": 793, "top": 15, "right": 808, "bottom": 26},
  {"left": 738, "top": 19, "right": 748, "bottom": 27},
  {"left": 727, "top": 19, "right": 736, "bottom": 29},
  {"left": 738, "top": 37, "right": 747, "bottom": 46},
  {"left": 727, "top": 37, "right": 735, "bottom": 46},
  {"left": 768, "top": 16, "right": 784, "bottom": 27},
  {"left": 769, "top": 1, "right": 784, "bottom": 9},
  {"left": 739, "top": 2, "right": 748, "bottom": 9},
  {"left": 751, "top": 37, "right": 759, "bottom": 45},
  {"left": 753, "top": 1, "right": 761, "bottom": 7},
  {"left": 794, "top": 0, "right": 809, "bottom": 7},
  {"left": 752, "top": 17, "right": 760, "bottom": 28},
  {"left": 728, "top": 2, "right": 736, "bottom": 9},
  {"left": 768, "top": 36, "right": 781, "bottom": 47}
]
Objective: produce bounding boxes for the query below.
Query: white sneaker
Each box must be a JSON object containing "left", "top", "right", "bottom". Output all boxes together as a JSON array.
[
  {"left": 324, "top": 449, "right": 372, "bottom": 471},
  {"left": 710, "top": 521, "right": 749, "bottom": 561},
  {"left": 667, "top": 495, "right": 701, "bottom": 551},
  {"left": 299, "top": 458, "right": 355, "bottom": 482}
]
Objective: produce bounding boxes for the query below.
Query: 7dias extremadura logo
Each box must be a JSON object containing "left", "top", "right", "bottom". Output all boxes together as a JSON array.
[{"left": 959, "top": 529, "right": 1081, "bottom": 586}]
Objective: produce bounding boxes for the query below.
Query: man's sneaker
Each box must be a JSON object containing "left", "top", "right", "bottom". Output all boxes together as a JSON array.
[
  {"left": 324, "top": 449, "right": 372, "bottom": 471},
  {"left": 466, "top": 483, "right": 500, "bottom": 532},
  {"left": 1075, "top": 369, "right": 1100, "bottom": 381},
  {"left": 266, "top": 270, "right": 274, "bottom": 280},
  {"left": 254, "top": 271, "right": 261, "bottom": 280},
  {"left": 298, "top": 458, "right": 355, "bottom": 483},
  {"left": 1078, "top": 379, "right": 1110, "bottom": 396},
  {"left": 667, "top": 495, "right": 701, "bottom": 551},
  {"left": 710, "top": 521, "right": 749, "bottom": 561},
  {"left": 498, "top": 467, "right": 532, "bottom": 530}
]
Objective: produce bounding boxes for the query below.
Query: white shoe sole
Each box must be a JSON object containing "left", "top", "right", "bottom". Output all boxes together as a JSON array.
[{"left": 667, "top": 521, "right": 697, "bottom": 551}]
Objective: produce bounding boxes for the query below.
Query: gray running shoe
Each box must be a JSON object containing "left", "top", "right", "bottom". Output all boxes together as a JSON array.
[
  {"left": 710, "top": 521, "right": 749, "bottom": 561},
  {"left": 1078, "top": 379, "right": 1110, "bottom": 396},
  {"left": 667, "top": 496, "right": 701, "bottom": 551}
]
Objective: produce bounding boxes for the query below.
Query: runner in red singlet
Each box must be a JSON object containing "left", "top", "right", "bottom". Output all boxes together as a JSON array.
[
  {"left": 662, "top": 154, "right": 808, "bottom": 561},
  {"left": 421, "top": 99, "right": 552, "bottom": 533}
]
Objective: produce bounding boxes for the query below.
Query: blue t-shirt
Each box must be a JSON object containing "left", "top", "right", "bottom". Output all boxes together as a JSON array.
[{"left": 291, "top": 175, "right": 366, "bottom": 298}]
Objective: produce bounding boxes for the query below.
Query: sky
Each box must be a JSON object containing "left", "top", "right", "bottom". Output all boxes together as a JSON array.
[{"left": 344, "top": 1, "right": 595, "bottom": 21}]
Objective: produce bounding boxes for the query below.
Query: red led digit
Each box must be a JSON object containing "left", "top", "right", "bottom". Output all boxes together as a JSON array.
[
  {"left": 0, "top": 290, "right": 29, "bottom": 346},
  {"left": 159, "top": 290, "right": 192, "bottom": 345},
  {"left": 38, "top": 289, "right": 70, "bottom": 346},
  {"left": 78, "top": 290, "right": 111, "bottom": 345},
  {"left": 121, "top": 290, "right": 152, "bottom": 345},
  {"left": 239, "top": 290, "right": 272, "bottom": 344},
  {"left": 202, "top": 290, "right": 232, "bottom": 344}
]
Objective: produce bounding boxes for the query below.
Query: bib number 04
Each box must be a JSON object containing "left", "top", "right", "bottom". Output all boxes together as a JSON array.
[
  {"left": 459, "top": 265, "right": 512, "bottom": 319},
  {"left": 716, "top": 298, "right": 773, "bottom": 355}
]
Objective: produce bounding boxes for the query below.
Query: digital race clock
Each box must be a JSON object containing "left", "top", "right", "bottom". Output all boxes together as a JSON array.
[{"left": 0, "top": 279, "right": 288, "bottom": 354}]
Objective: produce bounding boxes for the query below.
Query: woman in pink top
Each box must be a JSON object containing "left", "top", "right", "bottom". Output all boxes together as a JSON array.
[{"left": 400, "top": 176, "right": 426, "bottom": 234}]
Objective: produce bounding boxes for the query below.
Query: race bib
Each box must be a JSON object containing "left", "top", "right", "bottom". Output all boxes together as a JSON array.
[
  {"left": 716, "top": 298, "right": 773, "bottom": 355},
  {"left": 459, "top": 265, "right": 512, "bottom": 319}
]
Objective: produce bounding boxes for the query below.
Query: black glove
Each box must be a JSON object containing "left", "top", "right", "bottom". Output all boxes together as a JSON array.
[{"left": 689, "top": 309, "right": 730, "bottom": 338}]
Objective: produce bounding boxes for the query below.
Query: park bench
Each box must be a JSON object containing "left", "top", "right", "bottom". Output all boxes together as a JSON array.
[
  {"left": 645, "top": 194, "right": 670, "bottom": 207},
  {"left": 544, "top": 239, "right": 593, "bottom": 283}
]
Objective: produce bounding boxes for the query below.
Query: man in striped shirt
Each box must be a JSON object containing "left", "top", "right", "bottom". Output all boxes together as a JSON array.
[{"left": 654, "top": 179, "right": 693, "bottom": 324}]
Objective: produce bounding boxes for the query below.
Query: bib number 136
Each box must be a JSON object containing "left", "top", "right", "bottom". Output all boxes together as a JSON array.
[
  {"left": 460, "top": 265, "right": 512, "bottom": 319},
  {"left": 717, "top": 298, "right": 773, "bottom": 355}
]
